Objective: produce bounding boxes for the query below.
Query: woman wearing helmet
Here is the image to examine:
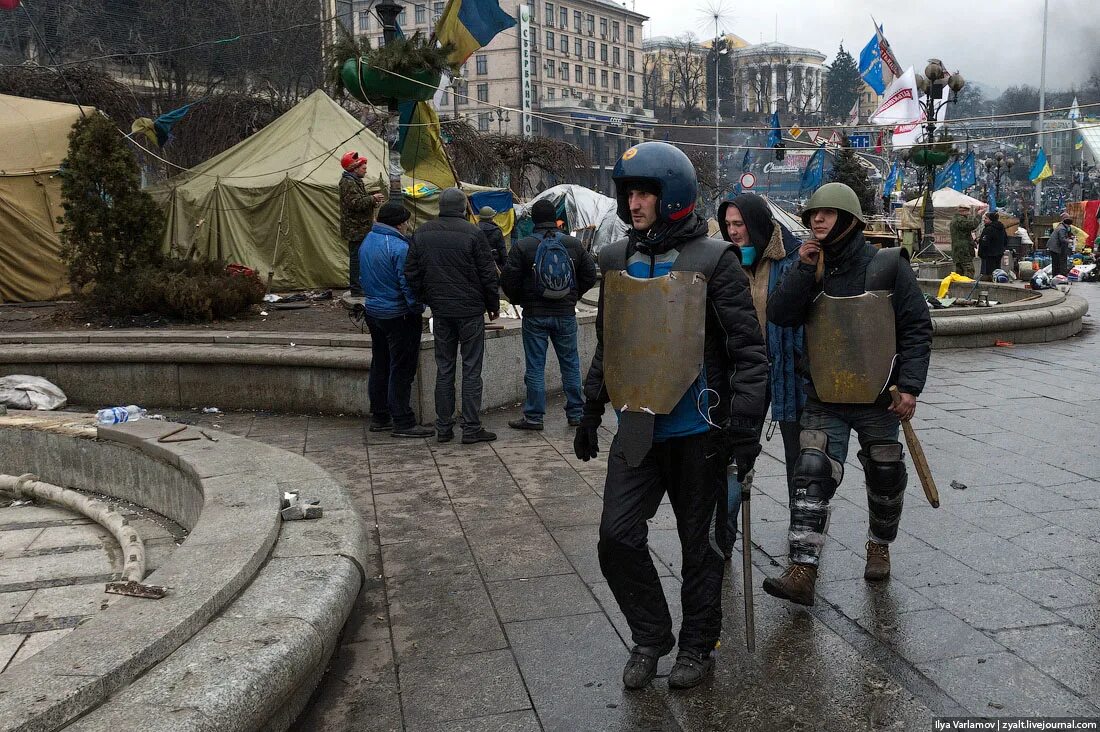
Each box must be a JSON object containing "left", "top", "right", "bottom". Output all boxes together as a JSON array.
[
  {"left": 764, "top": 183, "right": 932, "bottom": 606},
  {"left": 574, "top": 141, "right": 768, "bottom": 690}
]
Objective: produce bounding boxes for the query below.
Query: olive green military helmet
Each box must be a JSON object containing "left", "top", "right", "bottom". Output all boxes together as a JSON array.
[{"left": 801, "top": 182, "right": 866, "bottom": 226}]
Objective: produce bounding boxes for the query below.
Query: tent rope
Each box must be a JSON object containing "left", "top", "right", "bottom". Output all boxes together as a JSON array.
[{"left": 266, "top": 174, "right": 292, "bottom": 293}]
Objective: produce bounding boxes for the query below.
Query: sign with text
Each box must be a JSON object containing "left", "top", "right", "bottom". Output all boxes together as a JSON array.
[
  {"left": 848, "top": 133, "right": 872, "bottom": 148},
  {"left": 519, "top": 5, "right": 533, "bottom": 138}
]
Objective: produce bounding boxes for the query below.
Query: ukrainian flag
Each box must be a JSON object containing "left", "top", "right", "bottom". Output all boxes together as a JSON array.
[
  {"left": 435, "top": 0, "right": 517, "bottom": 65},
  {"left": 1075, "top": 134, "right": 1084, "bottom": 151},
  {"left": 1029, "top": 147, "right": 1053, "bottom": 184},
  {"left": 398, "top": 101, "right": 458, "bottom": 190}
]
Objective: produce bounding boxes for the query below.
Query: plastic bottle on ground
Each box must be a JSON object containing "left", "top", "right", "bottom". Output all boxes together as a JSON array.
[{"left": 95, "top": 405, "right": 147, "bottom": 425}]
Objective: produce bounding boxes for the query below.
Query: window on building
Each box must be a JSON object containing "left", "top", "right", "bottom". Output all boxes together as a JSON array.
[
  {"left": 599, "top": 18, "right": 607, "bottom": 37},
  {"left": 600, "top": 44, "right": 607, "bottom": 62},
  {"left": 457, "top": 90, "right": 467, "bottom": 106},
  {"left": 560, "top": 35, "right": 567, "bottom": 53},
  {"left": 475, "top": 55, "right": 488, "bottom": 75},
  {"left": 440, "top": 90, "right": 449, "bottom": 106},
  {"left": 560, "top": 62, "right": 569, "bottom": 81},
  {"left": 547, "top": 88, "right": 555, "bottom": 100},
  {"left": 588, "top": 67, "right": 596, "bottom": 85},
  {"left": 545, "top": 2, "right": 554, "bottom": 25},
  {"left": 627, "top": 75, "right": 635, "bottom": 92},
  {"left": 546, "top": 60, "right": 556, "bottom": 78},
  {"left": 546, "top": 30, "right": 555, "bottom": 49},
  {"left": 397, "top": 8, "right": 407, "bottom": 25},
  {"left": 575, "top": 64, "right": 583, "bottom": 83},
  {"left": 574, "top": 10, "right": 582, "bottom": 31},
  {"left": 358, "top": 10, "right": 370, "bottom": 31},
  {"left": 477, "top": 83, "right": 489, "bottom": 102},
  {"left": 627, "top": 25, "right": 634, "bottom": 43},
  {"left": 478, "top": 113, "right": 490, "bottom": 132},
  {"left": 613, "top": 47, "right": 619, "bottom": 66},
  {"left": 415, "top": 4, "right": 426, "bottom": 24},
  {"left": 559, "top": 7, "right": 567, "bottom": 28},
  {"left": 601, "top": 95, "right": 608, "bottom": 103},
  {"left": 574, "top": 38, "right": 582, "bottom": 57},
  {"left": 627, "top": 50, "right": 635, "bottom": 70},
  {"left": 613, "top": 72, "right": 621, "bottom": 90},
  {"left": 586, "top": 14, "right": 594, "bottom": 34},
  {"left": 612, "top": 21, "right": 620, "bottom": 41},
  {"left": 433, "top": 1, "right": 444, "bottom": 13},
  {"left": 587, "top": 41, "right": 595, "bottom": 59},
  {"left": 600, "top": 69, "right": 608, "bottom": 88}
]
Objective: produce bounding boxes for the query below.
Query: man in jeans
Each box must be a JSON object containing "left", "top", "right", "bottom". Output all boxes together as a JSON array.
[
  {"left": 359, "top": 202, "right": 434, "bottom": 438},
  {"left": 502, "top": 199, "right": 597, "bottom": 430},
  {"left": 405, "top": 188, "right": 500, "bottom": 444}
]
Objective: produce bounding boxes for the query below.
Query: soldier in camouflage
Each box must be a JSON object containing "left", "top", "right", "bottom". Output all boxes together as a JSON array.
[{"left": 339, "top": 151, "right": 382, "bottom": 297}]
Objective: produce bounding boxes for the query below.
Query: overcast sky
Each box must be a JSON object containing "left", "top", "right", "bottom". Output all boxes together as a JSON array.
[{"left": 632, "top": 0, "right": 1097, "bottom": 95}]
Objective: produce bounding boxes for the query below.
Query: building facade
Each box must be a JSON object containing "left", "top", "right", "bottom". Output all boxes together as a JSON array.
[
  {"left": 353, "top": 0, "right": 654, "bottom": 193},
  {"left": 726, "top": 42, "right": 827, "bottom": 118}
]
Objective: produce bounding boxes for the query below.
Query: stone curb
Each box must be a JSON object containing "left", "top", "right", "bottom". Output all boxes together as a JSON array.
[
  {"left": 931, "top": 294, "right": 1088, "bottom": 337},
  {"left": 0, "top": 418, "right": 368, "bottom": 732}
]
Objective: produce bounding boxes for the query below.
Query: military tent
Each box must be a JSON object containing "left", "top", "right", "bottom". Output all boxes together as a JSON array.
[
  {"left": 0, "top": 94, "right": 89, "bottom": 302},
  {"left": 150, "top": 89, "right": 391, "bottom": 291}
]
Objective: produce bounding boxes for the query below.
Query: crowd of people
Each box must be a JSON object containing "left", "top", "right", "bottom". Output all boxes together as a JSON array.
[
  {"left": 949, "top": 203, "right": 1082, "bottom": 282},
  {"left": 340, "top": 141, "right": 933, "bottom": 691}
]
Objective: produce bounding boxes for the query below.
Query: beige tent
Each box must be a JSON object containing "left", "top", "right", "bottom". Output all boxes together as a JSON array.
[
  {"left": 0, "top": 94, "right": 90, "bottom": 302},
  {"left": 151, "top": 90, "right": 390, "bottom": 290}
]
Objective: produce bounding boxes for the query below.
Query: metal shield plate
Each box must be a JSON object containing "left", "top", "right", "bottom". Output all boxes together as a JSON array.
[
  {"left": 805, "top": 290, "right": 896, "bottom": 404},
  {"left": 603, "top": 270, "right": 707, "bottom": 414}
]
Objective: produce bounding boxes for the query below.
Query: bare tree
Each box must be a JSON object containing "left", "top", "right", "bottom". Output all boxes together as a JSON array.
[
  {"left": 788, "top": 64, "right": 821, "bottom": 118},
  {"left": 667, "top": 34, "right": 706, "bottom": 120},
  {"left": 748, "top": 66, "right": 773, "bottom": 114}
]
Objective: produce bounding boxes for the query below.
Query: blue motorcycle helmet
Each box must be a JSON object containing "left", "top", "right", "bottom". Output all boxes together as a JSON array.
[{"left": 612, "top": 142, "right": 699, "bottom": 230}]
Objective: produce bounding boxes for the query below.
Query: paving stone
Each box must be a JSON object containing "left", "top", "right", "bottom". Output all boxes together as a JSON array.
[
  {"left": 859, "top": 608, "right": 1004, "bottom": 664},
  {"left": 438, "top": 460, "right": 519, "bottom": 499},
  {"left": 24, "top": 523, "right": 113, "bottom": 552},
  {"left": 450, "top": 491, "right": 537, "bottom": 524},
  {"left": 917, "top": 651, "right": 1100, "bottom": 716},
  {"left": 0, "top": 527, "right": 43, "bottom": 556},
  {"left": 816, "top": 577, "right": 937, "bottom": 620},
  {"left": 373, "top": 487, "right": 463, "bottom": 546},
  {"left": 0, "top": 590, "right": 33, "bottom": 624},
  {"left": 0, "top": 548, "right": 117, "bottom": 586},
  {"left": 7, "top": 627, "right": 74, "bottom": 667},
  {"left": 487, "top": 573, "right": 600, "bottom": 623},
  {"left": 289, "top": 639, "right": 402, "bottom": 732},
  {"left": 0, "top": 634, "right": 23, "bottom": 672},
  {"left": 463, "top": 516, "right": 573, "bottom": 582},
  {"left": 917, "top": 581, "right": 1063, "bottom": 631},
  {"left": 398, "top": 649, "right": 530, "bottom": 729},
  {"left": 380, "top": 535, "right": 478, "bottom": 584},
  {"left": 15, "top": 584, "right": 112, "bottom": 621},
  {"left": 1055, "top": 604, "right": 1100, "bottom": 635},
  {"left": 388, "top": 572, "right": 506, "bottom": 659},
  {"left": 528, "top": 494, "right": 603, "bottom": 528},
  {"left": 998, "top": 623, "right": 1100, "bottom": 701},
  {"left": 996, "top": 568, "right": 1100, "bottom": 610},
  {"left": 1009, "top": 525, "right": 1100, "bottom": 559},
  {"left": 416, "top": 710, "right": 542, "bottom": 732},
  {"left": 889, "top": 550, "right": 987, "bottom": 589}
]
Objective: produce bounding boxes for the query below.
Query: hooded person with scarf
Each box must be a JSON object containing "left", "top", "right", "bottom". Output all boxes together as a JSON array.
[
  {"left": 574, "top": 142, "right": 768, "bottom": 690},
  {"left": 764, "top": 183, "right": 932, "bottom": 607},
  {"left": 716, "top": 194, "right": 805, "bottom": 554}
]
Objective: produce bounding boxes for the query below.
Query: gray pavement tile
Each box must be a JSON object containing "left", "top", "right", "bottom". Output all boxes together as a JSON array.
[
  {"left": 997, "top": 623, "right": 1100, "bottom": 701},
  {"left": 814, "top": 546, "right": 873, "bottom": 583},
  {"left": 14, "top": 584, "right": 112, "bottom": 621},
  {"left": 464, "top": 516, "right": 574, "bottom": 581},
  {"left": 1038, "top": 507, "right": 1100, "bottom": 536},
  {"left": 381, "top": 535, "right": 478, "bottom": 583},
  {"left": 439, "top": 461, "right": 520, "bottom": 499},
  {"left": 1008, "top": 525, "right": 1100, "bottom": 559},
  {"left": 415, "top": 710, "right": 542, "bottom": 732},
  {"left": 398, "top": 649, "right": 531, "bottom": 729},
  {"left": 0, "top": 505, "right": 83, "bottom": 526},
  {"left": 917, "top": 652, "right": 1099, "bottom": 717},
  {"left": 0, "top": 591, "right": 33, "bottom": 624},
  {"left": 0, "top": 527, "right": 43, "bottom": 556},
  {"left": 504, "top": 612, "right": 681, "bottom": 732},
  {"left": 859, "top": 608, "right": 1004, "bottom": 664},
  {"left": 369, "top": 443, "right": 438, "bottom": 474},
  {"left": 551, "top": 526, "right": 625, "bottom": 584},
  {"left": 996, "top": 568, "right": 1100, "bottom": 610},
  {"left": 816, "top": 577, "right": 937, "bottom": 621},
  {"left": 0, "top": 634, "right": 23, "bottom": 672},
  {"left": 370, "top": 466, "right": 442, "bottom": 495},
  {"left": 916, "top": 582, "right": 1063, "bottom": 631},
  {"left": 7, "top": 627, "right": 74, "bottom": 667},
  {"left": 944, "top": 498, "right": 1034, "bottom": 519},
  {"left": 388, "top": 573, "right": 507, "bottom": 659},
  {"left": 528, "top": 494, "right": 603, "bottom": 528},
  {"left": 487, "top": 573, "right": 600, "bottom": 623},
  {"left": 932, "top": 532, "right": 1059, "bottom": 575},
  {"left": 889, "top": 551, "right": 988, "bottom": 589},
  {"left": 23, "top": 523, "right": 113, "bottom": 551},
  {"left": 303, "top": 429, "right": 366, "bottom": 453},
  {"left": 1055, "top": 554, "right": 1100, "bottom": 586},
  {"left": 985, "top": 513, "right": 1063, "bottom": 540},
  {"left": 289, "top": 639, "right": 403, "bottom": 732},
  {"left": 373, "top": 487, "right": 463, "bottom": 546},
  {"left": 506, "top": 459, "right": 595, "bottom": 500},
  {"left": 246, "top": 431, "right": 305, "bottom": 453},
  {"left": 245, "top": 414, "right": 308, "bottom": 436},
  {"left": 0, "top": 548, "right": 117, "bottom": 586},
  {"left": 451, "top": 491, "right": 537, "bottom": 524},
  {"left": 1056, "top": 604, "right": 1100, "bottom": 636}
]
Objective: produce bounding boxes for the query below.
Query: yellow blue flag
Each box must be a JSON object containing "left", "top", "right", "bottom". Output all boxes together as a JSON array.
[
  {"left": 1029, "top": 147, "right": 1052, "bottom": 184},
  {"left": 398, "top": 101, "right": 458, "bottom": 190},
  {"left": 435, "top": 0, "right": 517, "bottom": 65}
]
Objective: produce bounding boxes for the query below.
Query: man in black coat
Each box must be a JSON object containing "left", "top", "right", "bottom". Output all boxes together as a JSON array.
[
  {"left": 977, "top": 211, "right": 1010, "bottom": 281},
  {"left": 575, "top": 142, "right": 767, "bottom": 690},
  {"left": 406, "top": 188, "right": 500, "bottom": 444},
  {"left": 501, "top": 199, "right": 597, "bottom": 430},
  {"left": 477, "top": 206, "right": 509, "bottom": 270},
  {"left": 764, "top": 183, "right": 932, "bottom": 607}
]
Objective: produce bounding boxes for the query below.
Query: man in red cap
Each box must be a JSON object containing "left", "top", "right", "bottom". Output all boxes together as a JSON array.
[{"left": 340, "top": 151, "right": 383, "bottom": 297}]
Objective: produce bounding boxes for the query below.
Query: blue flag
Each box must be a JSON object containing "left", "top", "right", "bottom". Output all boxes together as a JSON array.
[
  {"left": 988, "top": 181, "right": 997, "bottom": 212},
  {"left": 767, "top": 112, "right": 781, "bottom": 149},
  {"left": 800, "top": 148, "right": 826, "bottom": 197},
  {"left": 959, "top": 152, "right": 976, "bottom": 189},
  {"left": 858, "top": 34, "right": 885, "bottom": 95},
  {"left": 935, "top": 158, "right": 961, "bottom": 190},
  {"left": 742, "top": 148, "right": 753, "bottom": 172},
  {"left": 883, "top": 161, "right": 900, "bottom": 196},
  {"left": 153, "top": 103, "right": 196, "bottom": 146}
]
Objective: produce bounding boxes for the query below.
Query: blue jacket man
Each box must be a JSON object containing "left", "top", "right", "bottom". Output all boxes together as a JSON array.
[{"left": 358, "top": 202, "right": 433, "bottom": 438}]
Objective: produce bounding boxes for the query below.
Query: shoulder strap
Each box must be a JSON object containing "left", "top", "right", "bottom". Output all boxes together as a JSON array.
[
  {"left": 865, "top": 246, "right": 909, "bottom": 291},
  {"left": 598, "top": 238, "right": 630, "bottom": 273},
  {"left": 670, "top": 237, "right": 733, "bottom": 280}
]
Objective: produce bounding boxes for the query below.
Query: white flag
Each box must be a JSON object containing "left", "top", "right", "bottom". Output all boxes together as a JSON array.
[
  {"left": 870, "top": 66, "right": 921, "bottom": 126},
  {"left": 1069, "top": 96, "right": 1081, "bottom": 121},
  {"left": 848, "top": 99, "right": 860, "bottom": 127}
]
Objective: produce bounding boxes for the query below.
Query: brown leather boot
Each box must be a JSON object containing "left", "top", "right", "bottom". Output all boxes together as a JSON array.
[
  {"left": 864, "top": 541, "right": 891, "bottom": 582},
  {"left": 762, "top": 563, "right": 818, "bottom": 606}
]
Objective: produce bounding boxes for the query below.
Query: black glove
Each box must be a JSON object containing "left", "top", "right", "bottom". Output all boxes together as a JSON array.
[
  {"left": 728, "top": 431, "right": 762, "bottom": 482},
  {"left": 573, "top": 415, "right": 601, "bottom": 461}
]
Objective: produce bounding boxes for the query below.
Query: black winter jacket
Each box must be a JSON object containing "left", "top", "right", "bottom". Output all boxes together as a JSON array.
[
  {"left": 978, "top": 220, "right": 1009, "bottom": 258},
  {"left": 766, "top": 232, "right": 932, "bottom": 401},
  {"left": 405, "top": 189, "right": 500, "bottom": 319},
  {"left": 501, "top": 222, "right": 598, "bottom": 317},
  {"left": 478, "top": 220, "right": 508, "bottom": 269},
  {"left": 583, "top": 214, "right": 769, "bottom": 435}
]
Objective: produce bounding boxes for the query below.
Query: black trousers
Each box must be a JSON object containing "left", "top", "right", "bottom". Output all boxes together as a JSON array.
[
  {"left": 366, "top": 313, "right": 422, "bottom": 428},
  {"left": 349, "top": 238, "right": 364, "bottom": 295},
  {"left": 1051, "top": 251, "right": 1069, "bottom": 277},
  {"left": 598, "top": 431, "right": 726, "bottom": 654}
]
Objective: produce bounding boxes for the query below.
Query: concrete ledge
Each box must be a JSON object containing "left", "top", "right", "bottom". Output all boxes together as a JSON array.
[
  {"left": 926, "top": 291, "right": 1088, "bottom": 348},
  {"left": 0, "top": 416, "right": 368, "bottom": 732}
]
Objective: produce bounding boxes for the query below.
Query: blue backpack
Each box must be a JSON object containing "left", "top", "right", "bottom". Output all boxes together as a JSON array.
[{"left": 533, "top": 230, "right": 576, "bottom": 300}]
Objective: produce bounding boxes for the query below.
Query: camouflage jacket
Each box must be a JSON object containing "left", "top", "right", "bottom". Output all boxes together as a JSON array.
[
  {"left": 339, "top": 171, "right": 377, "bottom": 242},
  {"left": 949, "top": 214, "right": 980, "bottom": 253}
]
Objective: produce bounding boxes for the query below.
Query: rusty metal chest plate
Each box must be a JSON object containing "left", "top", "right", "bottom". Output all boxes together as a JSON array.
[{"left": 805, "top": 290, "right": 896, "bottom": 404}]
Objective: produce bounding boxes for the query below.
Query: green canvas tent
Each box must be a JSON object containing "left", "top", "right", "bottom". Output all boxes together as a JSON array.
[{"left": 150, "top": 90, "right": 390, "bottom": 290}]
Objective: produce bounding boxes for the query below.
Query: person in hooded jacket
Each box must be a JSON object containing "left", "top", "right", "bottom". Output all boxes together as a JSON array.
[
  {"left": 575, "top": 142, "right": 768, "bottom": 690},
  {"left": 716, "top": 194, "right": 805, "bottom": 554},
  {"left": 765, "top": 183, "right": 932, "bottom": 607},
  {"left": 1047, "top": 212, "right": 1076, "bottom": 278},
  {"left": 477, "top": 206, "right": 509, "bottom": 270},
  {"left": 405, "top": 188, "right": 500, "bottom": 444},
  {"left": 977, "top": 211, "right": 1009, "bottom": 281}
]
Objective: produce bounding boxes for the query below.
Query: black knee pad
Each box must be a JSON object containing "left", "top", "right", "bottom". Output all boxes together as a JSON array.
[
  {"left": 792, "top": 429, "right": 843, "bottom": 501},
  {"left": 858, "top": 441, "right": 906, "bottom": 495}
]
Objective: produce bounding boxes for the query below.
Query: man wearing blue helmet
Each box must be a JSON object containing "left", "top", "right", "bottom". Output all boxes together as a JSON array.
[{"left": 574, "top": 141, "right": 768, "bottom": 690}]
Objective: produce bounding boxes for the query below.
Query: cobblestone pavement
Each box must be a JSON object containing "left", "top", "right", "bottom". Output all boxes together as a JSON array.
[
  {"left": 0, "top": 488, "right": 185, "bottom": 674},
  {"left": 211, "top": 286, "right": 1099, "bottom": 731}
]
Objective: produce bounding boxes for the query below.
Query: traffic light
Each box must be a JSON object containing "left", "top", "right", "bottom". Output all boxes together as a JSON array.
[{"left": 774, "top": 141, "right": 786, "bottom": 161}]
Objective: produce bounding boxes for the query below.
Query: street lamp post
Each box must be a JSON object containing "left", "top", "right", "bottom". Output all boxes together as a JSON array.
[
  {"left": 376, "top": 1, "right": 406, "bottom": 200},
  {"left": 494, "top": 106, "right": 512, "bottom": 134},
  {"left": 914, "top": 59, "right": 966, "bottom": 246},
  {"left": 448, "top": 75, "right": 465, "bottom": 122},
  {"left": 713, "top": 44, "right": 729, "bottom": 203},
  {"left": 983, "top": 151, "right": 1014, "bottom": 211}
]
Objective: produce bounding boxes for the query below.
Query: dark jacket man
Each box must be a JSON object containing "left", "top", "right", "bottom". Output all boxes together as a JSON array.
[
  {"left": 501, "top": 218, "right": 598, "bottom": 317},
  {"left": 406, "top": 188, "right": 500, "bottom": 319},
  {"left": 477, "top": 206, "right": 509, "bottom": 269}
]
